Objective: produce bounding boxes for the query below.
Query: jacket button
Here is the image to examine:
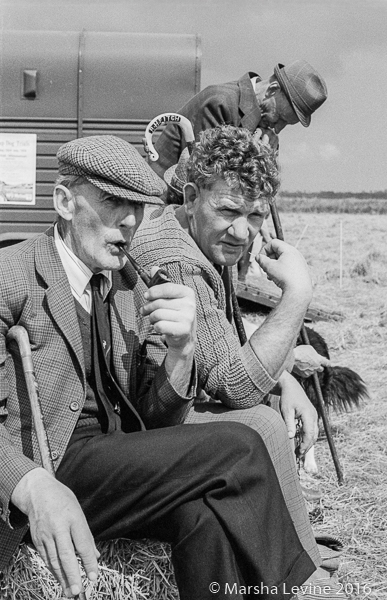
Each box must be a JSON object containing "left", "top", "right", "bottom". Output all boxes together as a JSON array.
[
  {"left": 51, "top": 450, "right": 59, "bottom": 460},
  {"left": 70, "top": 401, "right": 80, "bottom": 412}
]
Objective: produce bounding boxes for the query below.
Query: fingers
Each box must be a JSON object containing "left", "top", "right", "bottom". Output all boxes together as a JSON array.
[
  {"left": 298, "top": 418, "right": 319, "bottom": 457},
  {"left": 283, "top": 409, "right": 297, "bottom": 440},
  {"left": 71, "top": 522, "right": 99, "bottom": 585},
  {"left": 293, "top": 346, "right": 331, "bottom": 377},
  {"left": 31, "top": 520, "right": 99, "bottom": 598},
  {"left": 297, "top": 405, "right": 319, "bottom": 456},
  {"left": 320, "top": 356, "right": 331, "bottom": 367},
  {"left": 143, "top": 281, "right": 194, "bottom": 302},
  {"left": 141, "top": 283, "right": 196, "bottom": 350},
  {"left": 257, "top": 239, "right": 312, "bottom": 298},
  {"left": 33, "top": 530, "right": 83, "bottom": 598},
  {"left": 14, "top": 471, "right": 99, "bottom": 598}
]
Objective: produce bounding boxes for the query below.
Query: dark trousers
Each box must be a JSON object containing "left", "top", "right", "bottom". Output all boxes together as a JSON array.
[{"left": 56, "top": 421, "right": 315, "bottom": 599}]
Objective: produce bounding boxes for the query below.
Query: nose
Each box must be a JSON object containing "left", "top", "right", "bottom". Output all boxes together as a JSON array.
[
  {"left": 118, "top": 202, "right": 140, "bottom": 231},
  {"left": 228, "top": 217, "right": 249, "bottom": 241}
]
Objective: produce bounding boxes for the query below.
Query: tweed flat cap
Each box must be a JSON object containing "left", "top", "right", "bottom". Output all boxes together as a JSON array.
[
  {"left": 57, "top": 135, "right": 165, "bottom": 205},
  {"left": 274, "top": 60, "right": 327, "bottom": 127}
]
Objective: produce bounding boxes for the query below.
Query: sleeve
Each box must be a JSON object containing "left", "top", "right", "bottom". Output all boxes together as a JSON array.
[
  {"left": 131, "top": 298, "right": 197, "bottom": 429},
  {"left": 0, "top": 275, "right": 40, "bottom": 525},
  {"left": 165, "top": 261, "right": 277, "bottom": 408},
  {"left": 153, "top": 86, "right": 238, "bottom": 175}
]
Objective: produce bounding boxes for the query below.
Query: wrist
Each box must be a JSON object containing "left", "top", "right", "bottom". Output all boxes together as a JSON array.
[
  {"left": 167, "top": 339, "right": 195, "bottom": 360},
  {"left": 11, "top": 467, "right": 52, "bottom": 514},
  {"left": 281, "top": 284, "right": 313, "bottom": 306}
]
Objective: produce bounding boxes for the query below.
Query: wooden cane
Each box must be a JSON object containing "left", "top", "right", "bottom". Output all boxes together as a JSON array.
[
  {"left": 6, "top": 326, "right": 87, "bottom": 599},
  {"left": 269, "top": 199, "right": 345, "bottom": 485}
]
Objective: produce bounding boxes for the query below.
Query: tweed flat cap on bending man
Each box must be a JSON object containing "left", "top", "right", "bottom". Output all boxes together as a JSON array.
[{"left": 57, "top": 135, "right": 165, "bottom": 205}]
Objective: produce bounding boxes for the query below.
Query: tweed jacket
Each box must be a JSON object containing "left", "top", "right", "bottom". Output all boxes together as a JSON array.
[
  {"left": 131, "top": 205, "right": 276, "bottom": 408},
  {"left": 154, "top": 72, "right": 262, "bottom": 174},
  {"left": 0, "top": 227, "right": 195, "bottom": 568}
]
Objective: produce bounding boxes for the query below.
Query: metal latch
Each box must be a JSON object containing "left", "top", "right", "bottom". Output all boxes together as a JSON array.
[{"left": 23, "top": 69, "right": 38, "bottom": 99}]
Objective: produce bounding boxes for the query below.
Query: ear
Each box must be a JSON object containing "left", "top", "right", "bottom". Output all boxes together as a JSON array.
[
  {"left": 53, "top": 185, "right": 75, "bottom": 221},
  {"left": 183, "top": 182, "right": 200, "bottom": 216},
  {"left": 264, "top": 81, "right": 280, "bottom": 98}
]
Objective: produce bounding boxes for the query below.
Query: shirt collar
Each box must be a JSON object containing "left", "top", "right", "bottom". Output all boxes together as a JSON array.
[{"left": 54, "top": 224, "right": 112, "bottom": 300}]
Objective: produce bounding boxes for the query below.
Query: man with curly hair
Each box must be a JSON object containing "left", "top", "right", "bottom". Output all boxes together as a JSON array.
[{"left": 131, "top": 125, "right": 326, "bottom": 577}]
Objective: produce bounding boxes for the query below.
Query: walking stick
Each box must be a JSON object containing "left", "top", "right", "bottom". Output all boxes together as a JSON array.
[
  {"left": 269, "top": 199, "right": 345, "bottom": 485},
  {"left": 144, "top": 112, "right": 195, "bottom": 162},
  {"left": 6, "top": 326, "right": 87, "bottom": 599}
]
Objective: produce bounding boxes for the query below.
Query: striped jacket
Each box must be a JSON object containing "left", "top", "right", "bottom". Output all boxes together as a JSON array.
[
  {"left": 131, "top": 205, "right": 276, "bottom": 408},
  {"left": 0, "top": 226, "right": 194, "bottom": 568}
]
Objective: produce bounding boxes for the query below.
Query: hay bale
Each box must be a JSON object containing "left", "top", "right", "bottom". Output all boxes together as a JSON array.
[{"left": 0, "top": 539, "right": 179, "bottom": 600}]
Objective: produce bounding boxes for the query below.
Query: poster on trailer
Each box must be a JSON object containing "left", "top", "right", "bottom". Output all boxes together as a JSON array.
[{"left": 0, "top": 133, "right": 37, "bottom": 205}]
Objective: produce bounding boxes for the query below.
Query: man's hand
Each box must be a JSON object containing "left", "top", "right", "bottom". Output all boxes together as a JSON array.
[
  {"left": 292, "top": 345, "right": 331, "bottom": 378},
  {"left": 257, "top": 238, "right": 313, "bottom": 301},
  {"left": 11, "top": 468, "right": 99, "bottom": 598},
  {"left": 141, "top": 273, "right": 197, "bottom": 395},
  {"left": 141, "top": 274, "right": 196, "bottom": 353},
  {"left": 253, "top": 127, "right": 279, "bottom": 152},
  {"left": 278, "top": 371, "right": 318, "bottom": 456}
]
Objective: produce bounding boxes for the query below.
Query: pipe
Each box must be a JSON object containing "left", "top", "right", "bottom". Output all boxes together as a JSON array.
[{"left": 117, "top": 243, "right": 170, "bottom": 287}]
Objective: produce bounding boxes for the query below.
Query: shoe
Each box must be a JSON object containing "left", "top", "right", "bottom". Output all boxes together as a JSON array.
[{"left": 315, "top": 534, "right": 344, "bottom": 573}]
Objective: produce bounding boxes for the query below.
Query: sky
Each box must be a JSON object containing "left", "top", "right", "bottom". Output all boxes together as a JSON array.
[{"left": 2, "top": 0, "right": 387, "bottom": 193}]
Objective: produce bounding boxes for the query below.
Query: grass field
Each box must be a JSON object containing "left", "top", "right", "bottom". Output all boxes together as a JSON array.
[{"left": 246, "top": 209, "right": 387, "bottom": 600}]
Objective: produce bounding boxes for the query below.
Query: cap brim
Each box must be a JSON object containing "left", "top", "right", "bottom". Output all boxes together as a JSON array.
[
  {"left": 86, "top": 173, "right": 164, "bottom": 205},
  {"left": 274, "top": 64, "right": 311, "bottom": 128}
]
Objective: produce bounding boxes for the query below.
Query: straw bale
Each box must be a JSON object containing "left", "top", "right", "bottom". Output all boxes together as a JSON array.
[{"left": 0, "top": 539, "right": 179, "bottom": 600}]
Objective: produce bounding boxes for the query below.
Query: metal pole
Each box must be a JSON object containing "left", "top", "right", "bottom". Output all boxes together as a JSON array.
[{"left": 269, "top": 199, "right": 344, "bottom": 485}]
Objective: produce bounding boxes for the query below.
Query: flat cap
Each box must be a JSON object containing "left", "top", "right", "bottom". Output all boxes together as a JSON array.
[{"left": 57, "top": 135, "right": 165, "bottom": 205}]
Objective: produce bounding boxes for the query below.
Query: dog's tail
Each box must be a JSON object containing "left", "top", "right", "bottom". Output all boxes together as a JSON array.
[
  {"left": 300, "top": 365, "right": 369, "bottom": 416},
  {"left": 323, "top": 366, "right": 369, "bottom": 412}
]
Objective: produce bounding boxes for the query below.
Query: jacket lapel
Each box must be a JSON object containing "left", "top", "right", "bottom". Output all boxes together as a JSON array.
[{"left": 34, "top": 228, "right": 84, "bottom": 373}]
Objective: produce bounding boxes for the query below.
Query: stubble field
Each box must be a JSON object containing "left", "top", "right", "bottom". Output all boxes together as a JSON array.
[{"left": 246, "top": 208, "right": 387, "bottom": 600}]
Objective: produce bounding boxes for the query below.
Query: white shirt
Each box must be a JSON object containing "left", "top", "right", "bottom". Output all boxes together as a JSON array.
[{"left": 54, "top": 224, "right": 112, "bottom": 313}]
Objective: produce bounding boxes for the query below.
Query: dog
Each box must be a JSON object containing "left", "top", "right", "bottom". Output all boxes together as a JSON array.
[{"left": 293, "top": 327, "right": 369, "bottom": 474}]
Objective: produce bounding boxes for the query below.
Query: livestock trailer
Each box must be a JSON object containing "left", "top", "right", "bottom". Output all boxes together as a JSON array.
[{"left": 0, "top": 26, "right": 201, "bottom": 245}]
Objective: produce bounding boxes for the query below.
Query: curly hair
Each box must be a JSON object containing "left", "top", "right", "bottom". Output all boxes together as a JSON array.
[{"left": 186, "top": 125, "right": 280, "bottom": 201}]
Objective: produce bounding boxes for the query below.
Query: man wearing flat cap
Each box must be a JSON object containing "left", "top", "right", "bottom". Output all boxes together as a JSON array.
[
  {"left": 0, "top": 135, "right": 320, "bottom": 599},
  {"left": 151, "top": 59, "right": 328, "bottom": 178}
]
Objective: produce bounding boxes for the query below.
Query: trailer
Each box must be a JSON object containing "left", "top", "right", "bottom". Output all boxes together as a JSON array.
[{"left": 0, "top": 29, "right": 201, "bottom": 245}]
